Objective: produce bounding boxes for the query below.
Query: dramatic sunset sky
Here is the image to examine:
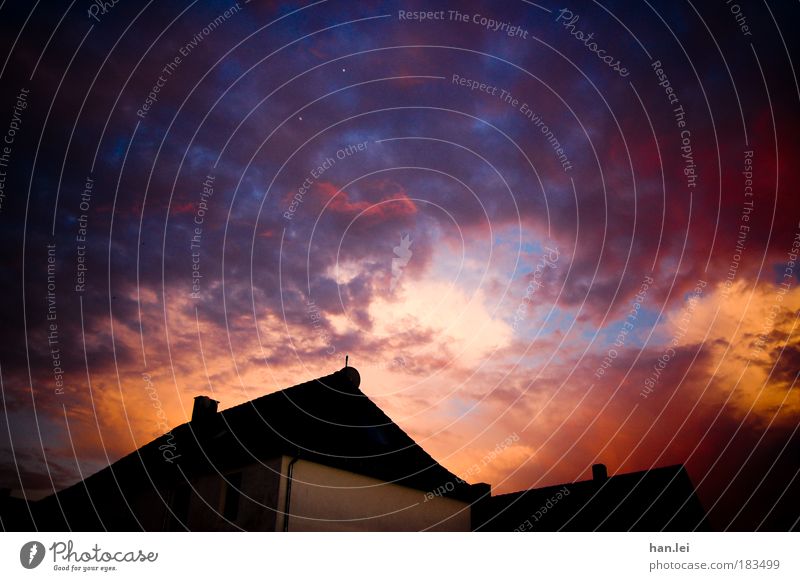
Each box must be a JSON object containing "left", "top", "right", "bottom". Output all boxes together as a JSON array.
[{"left": 1, "top": 0, "right": 798, "bottom": 530}]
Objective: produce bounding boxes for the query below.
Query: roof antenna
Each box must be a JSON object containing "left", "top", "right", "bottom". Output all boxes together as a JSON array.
[{"left": 345, "top": 355, "right": 349, "bottom": 367}]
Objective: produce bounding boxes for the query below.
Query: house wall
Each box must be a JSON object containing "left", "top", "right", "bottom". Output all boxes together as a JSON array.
[
  {"left": 179, "top": 457, "right": 283, "bottom": 531},
  {"left": 169, "top": 456, "right": 470, "bottom": 531},
  {"left": 277, "top": 457, "right": 471, "bottom": 532}
]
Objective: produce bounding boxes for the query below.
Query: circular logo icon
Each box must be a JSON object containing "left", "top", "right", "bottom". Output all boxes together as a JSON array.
[{"left": 19, "top": 541, "right": 46, "bottom": 569}]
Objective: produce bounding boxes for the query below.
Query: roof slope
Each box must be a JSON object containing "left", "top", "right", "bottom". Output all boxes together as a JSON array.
[
  {"left": 474, "top": 464, "right": 709, "bottom": 531},
  {"left": 197, "top": 366, "right": 473, "bottom": 497},
  {"left": 38, "top": 366, "right": 477, "bottom": 529}
]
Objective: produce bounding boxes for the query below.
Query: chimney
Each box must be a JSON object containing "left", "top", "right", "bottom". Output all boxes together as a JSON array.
[
  {"left": 470, "top": 482, "right": 492, "bottom": 501},
  {"left": 191, "top": 395, "right": 219, "bottom": 423},
  {"left": 592, "top": 463, "right": 608, "bottom": 482}
]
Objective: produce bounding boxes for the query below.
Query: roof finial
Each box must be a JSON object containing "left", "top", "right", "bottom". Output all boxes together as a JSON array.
[{"left": 345, "top": 355, "right": 349, "bottom": 367}]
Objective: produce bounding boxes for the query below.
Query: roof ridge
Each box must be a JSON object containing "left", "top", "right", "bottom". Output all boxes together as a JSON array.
[{"left": 218, "top": 366, "right": 363, "bottom": 417}]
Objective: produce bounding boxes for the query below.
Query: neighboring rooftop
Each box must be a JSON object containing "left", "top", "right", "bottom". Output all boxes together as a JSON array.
[{"left": 474, "top": 463, "right": 710, "bottom": 531}]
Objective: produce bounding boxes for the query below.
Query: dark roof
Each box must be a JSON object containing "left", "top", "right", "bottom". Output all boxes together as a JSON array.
[
  {"left": 474, "top": 464, "right": 710, "bottom": 531},
  {"left": 188, "top": 366, "right": 475, "bottom": 498},
  {"left": 24, "top": 368, "right": 707, "bottom": 532},
  {"left": 43, "top": 367, "right": 477, "bottom": 511}
]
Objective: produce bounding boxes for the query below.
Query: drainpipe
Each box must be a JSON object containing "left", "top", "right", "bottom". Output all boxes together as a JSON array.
[{"left": 283, "top": 457, "right": 300, "bottom": 532}]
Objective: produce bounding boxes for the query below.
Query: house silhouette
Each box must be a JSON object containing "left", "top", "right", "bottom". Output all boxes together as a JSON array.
[
  {"left": 2, "top": 366, "right": 708, "bottom": 531},
  {"left": 474, "top": 463, "right": 710, "bottom": 531}
]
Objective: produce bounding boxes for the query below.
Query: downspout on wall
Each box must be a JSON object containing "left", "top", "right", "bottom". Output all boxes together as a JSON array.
[{"left": 283, "top": 457, "right": 300, "bottom": 532}]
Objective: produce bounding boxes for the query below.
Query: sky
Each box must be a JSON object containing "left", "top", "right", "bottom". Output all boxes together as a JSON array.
[{"left": 0, "top": 0, "right": 798, "bottom": 531}]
